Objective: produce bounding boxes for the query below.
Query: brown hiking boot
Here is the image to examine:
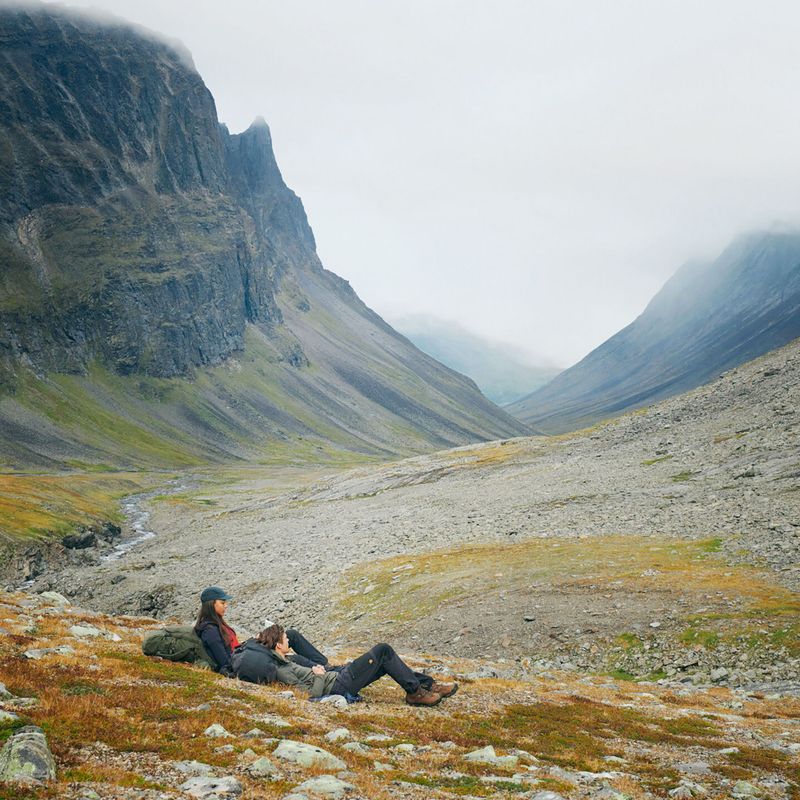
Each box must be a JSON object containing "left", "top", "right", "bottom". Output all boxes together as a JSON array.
[
  {"left": 405, "top": 687, "right": 442, "bottom": 706},
  {"left": 430, "top": 681, "right": 458, "bottom": 698}
]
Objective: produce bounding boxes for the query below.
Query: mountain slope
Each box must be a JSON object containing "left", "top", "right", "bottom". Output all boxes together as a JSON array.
[
  {"left": 0, "top": 5, "right": 528, "bottom": 469},
  {"left": 508, "top": 231, "right": 800, "bottom": 433},
  {"left": 391, "top": 314, "right": 561, "bottom": 405}
]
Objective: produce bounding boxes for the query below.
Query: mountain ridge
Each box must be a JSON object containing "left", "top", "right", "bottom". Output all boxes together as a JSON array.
[
  {"left": 508, "top": 231, "right": 800, "bottom": 432},
  {"left": 0, "top": 4, "right": 529, "bottom": 469}
]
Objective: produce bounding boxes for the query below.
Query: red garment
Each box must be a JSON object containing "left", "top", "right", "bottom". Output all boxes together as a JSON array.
[{"left": 223, "top": 623, "right": 239, "bottom": 649}]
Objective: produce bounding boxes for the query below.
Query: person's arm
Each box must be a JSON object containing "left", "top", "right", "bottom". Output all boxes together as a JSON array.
[{"left": 199, "top": 626, "right": 232, "bottom": 674}]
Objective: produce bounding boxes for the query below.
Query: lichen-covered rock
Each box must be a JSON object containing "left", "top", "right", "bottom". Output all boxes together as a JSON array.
[
  {"left": 204, "top": 724, "right": 232, "bottom": 738},
  {"left": 293, "top": 775, "right": 354, "bottom": 799},
  {"left": 246, "top": 757, "right": 279, "bottom": 778},
  {"left": 0, "top": 725, "right": 56, "bottom": 783},
  {"left": 273, "top": 740, "right": 346, "bottom": 771},
  {"left": 180, "top": 776, "right": 242, "bottom": 798},
  {"left": 463, "top": 745, "right": 518, "bottom": 768}
]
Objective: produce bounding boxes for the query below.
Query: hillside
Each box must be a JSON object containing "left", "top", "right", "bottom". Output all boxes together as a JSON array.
[
  {"left": 1, "top": 591, "right": 798, "bottom": 800},
  {"left": 390, "top": 315, "right": 561, "bottom": 406},
  {"left": 507, "top": 233, "right": 800, "bottom": 433},
  {"left": 0, "top": 5, "right": 528, "bottom": 472}
]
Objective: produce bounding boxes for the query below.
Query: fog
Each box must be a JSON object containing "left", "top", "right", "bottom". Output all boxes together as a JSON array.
[{"left": 38, "top": 1, "right": 800, "bottom": 365}]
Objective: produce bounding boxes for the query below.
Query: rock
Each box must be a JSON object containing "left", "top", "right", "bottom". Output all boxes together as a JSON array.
[
  {"left": 342, "top": 743, "right": 370, "bottom": 754},
  {"left": 676, "top": 761, "right": 711, "bottom": 775},
  {"left": 203, "top": 724, "right": 232, "bottom": 738},
  {"left": 255, "top": 713, "right": 292, "bottom": 728},
  {"left": 277, "top": 691, "right": 295, "bottom": 699},
  {"left": 180, "top": 776, "right": 242, "bottom": 798},
  {"left": 174, "top": 760, "right": 215, "bottom": 776},
  {"left": 283, "top": 794, "right": 309, "bottom": 800},
  {"left": 364, "top": 734, "right": 392, "bottom": 742},
  {"left": 373, "top": 761, "right": 393, "bottom": 771},
  {"left": 0, "top": 711, "right": 20, "bottom": 723},
  {"left": 246, "top": 757, "right": 279, "bottom": 778},
  {"left": 0, "top": 725, "right": 56, "bottom": 783},
  {"left": 318, "top": 695, "right": 348, "bottom": 709},
  {"left": 719, "top": 747, "right": 739, "bottom": 755},
  {"left": 324, "top": 728, "right": 351, "bottom": 743},
  {"left": 0, "top": 683, "right": 12, "bottom": 699},
  {"left": 243, "top": 728, "right": 266, "bottom": 738},
  {"left": 214, "top": 745, "right": 235, "bottom": 754},
  {"left": 272, "top": 740, "right": 346, "bottom": 771},
  {"left": 710, "top": 667, "right": 729, "bottom": 683},
  {"left": 62, "top": 530, "right": 97, "bottom": 549},
  {"left": 23, "top": 646, "right": 75, "bottom": 660},
  {"left": 69, "top": 624, "right": 102, "bottom": 638},
  {"left": 548, "top": 765, "right": 579, "bottom": 783},
  {"left": 732, "top": 781, "right": 759, "bottom": 798},
  {"left": 294, "top": 775, "right": 354, "bottom": 799},
  {"left": 592, "top": 789, "right": 629, "bottom": 800},
  {"left": 529, "top": 792, "right": 567, "bottom": 800},
  {"left": 463, "top": 745, "right": 518, "bottom": 768},
  {"left": 391, "top": 743, "right": 415, "bottom": 753},
  {"left": 37, "top": 592, "right": 69, "bottom": 606},
  {"left": 669, "top": 787, "right": 694, "bottom": 799}
]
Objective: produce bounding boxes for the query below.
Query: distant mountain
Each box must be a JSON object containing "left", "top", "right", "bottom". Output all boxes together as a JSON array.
[
  {"left": 392, "top": 315, "right": 561, "bottom": 406},
  {"left": 0, "top": 5, "right": 529, "bottom": 470},
  {"left": 508, "top": 232, "right": 800, "bottom": 433}
]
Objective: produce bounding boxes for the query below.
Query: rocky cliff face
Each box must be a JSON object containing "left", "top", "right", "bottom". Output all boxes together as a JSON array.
[
  {"left": 0, "top": 5, "right": 528, "bottom": 467},
  {"left": 508, "top": 232, "right": 800, "bottom": 433}
]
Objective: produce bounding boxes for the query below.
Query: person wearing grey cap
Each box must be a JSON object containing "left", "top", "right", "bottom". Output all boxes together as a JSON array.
[{"left": 194, "top": 587, "right": 330, "bottom": 675}]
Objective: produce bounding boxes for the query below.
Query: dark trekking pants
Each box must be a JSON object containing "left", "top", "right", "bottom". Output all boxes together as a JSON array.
[
  {"left": 331, "top": 643, "right": 431, "bottom": 695},
  {"left": 286, "top": 629, "right": 328, "bottom": 667}
]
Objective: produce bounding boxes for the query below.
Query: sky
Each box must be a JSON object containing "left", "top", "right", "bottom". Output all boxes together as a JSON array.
[{"left": 39, "top": 1, "right": 800, "bottom": 366}]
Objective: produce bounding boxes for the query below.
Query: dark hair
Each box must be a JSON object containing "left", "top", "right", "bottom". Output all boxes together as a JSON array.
[
  {"left": 256, "top": 623, "right": 285, "bottom": 650},
  {"left": 195, "top": 599, "right": 234, "bottom": 646}
]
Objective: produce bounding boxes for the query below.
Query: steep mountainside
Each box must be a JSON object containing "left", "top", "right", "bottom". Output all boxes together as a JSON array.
[
  {"left": 391, "top": 314, "right": 561, "bottom": 405},
  {"left": 0, "top": 5, "right": 528, "bottom": 469},
  {"left": 508, "top": 232, "right": 800, "bottom": 432}
]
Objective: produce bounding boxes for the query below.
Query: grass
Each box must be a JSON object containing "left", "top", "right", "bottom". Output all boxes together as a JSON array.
[
  {"left": 670, "top": 470, "right": 697, "bottom": 482},
  {"left": 331, "top": 534, "right": 800, "bottom": 651},
  {"left": 641, "top": 455, "right": 674, "bottom": 466},
  {"left": 1, "top": 590, "right": 799, "bottom": 798},
  {"left": 0, "top": 472, "right": 152, "bottom": 541}
]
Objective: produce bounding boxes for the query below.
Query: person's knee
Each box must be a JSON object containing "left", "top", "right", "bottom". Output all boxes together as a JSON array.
[{"left": 374, "top": 642, "right": 393, "bottom": 659}]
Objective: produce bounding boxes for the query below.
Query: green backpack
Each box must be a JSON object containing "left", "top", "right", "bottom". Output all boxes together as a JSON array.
[{"left": 142, "top": 624, "right": 214, "bottom": 669}]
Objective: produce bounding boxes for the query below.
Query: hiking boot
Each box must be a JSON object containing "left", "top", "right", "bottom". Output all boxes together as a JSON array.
[
  {"left": 430, "top": 681, "right": 458, "bottom": 698},
  {"left": 405, "top": 687, "right": 442, "bottom": 706}
]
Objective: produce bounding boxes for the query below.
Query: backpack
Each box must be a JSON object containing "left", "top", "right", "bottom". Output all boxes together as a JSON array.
[
  {"left": 142, "top": 624, "right": 214, "bottom": 669},
  {"left": 230, "top": 638, "right": 278, "bottom": 685}
]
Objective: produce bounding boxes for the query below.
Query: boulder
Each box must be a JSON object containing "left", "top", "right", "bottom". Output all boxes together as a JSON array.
[
  {"left": 204, "top": 724, "right": 232, "bottom": 738},
  {"left": 0, "top": 683, "right": 14, "bottom": 700},
  {"left": 324, "top": 728, "right": 351, "bottom": 743},
  {"left": 463, "top": 745, "right": 518, "bottom": 768},
  {"left": 246, "top": 757, "right": 279, "bottom": 778},
  {"left": 294, "top": 775, "right": 354, "bottom": 799},
  {"left": 23, "top": 646, "right": 75, "bottom": 660},
  {"left": 0, "top": 725, "right": 56, "bottom": 783},
  {"left": 180, "top": 776, "right": 242, "bottom": 798},
  {"left": 38, "top": 592, "right": 70, "bottom": 606},
  {"left": 173, "top": 760, "right": 214, "bottom": 776},
  {"left": 273, "top": 740, "right": 346, "bottom": 771}
]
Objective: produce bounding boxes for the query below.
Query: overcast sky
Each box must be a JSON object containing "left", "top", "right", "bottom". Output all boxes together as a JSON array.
[{"left": 44, "top": 1, "right": 800, "bottom": 366}]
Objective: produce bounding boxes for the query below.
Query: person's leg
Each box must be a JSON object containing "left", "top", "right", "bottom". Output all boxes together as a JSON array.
[
  {"left": 334, "top": 643, "right": 422, "bottom": 695},
  {"left": 286, "top": 629, "right": 328, "bottom": 666}
]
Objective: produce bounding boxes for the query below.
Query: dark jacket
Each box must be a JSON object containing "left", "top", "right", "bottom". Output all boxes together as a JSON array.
[
  {"left": 195, "top": 619, "right": 235, "bottom": 674},
  {"left": 231, "top": 639, "right": 280, "bottom": 684}
]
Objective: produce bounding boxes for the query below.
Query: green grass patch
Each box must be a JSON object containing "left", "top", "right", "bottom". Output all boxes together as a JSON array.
[
  {"left": 641, "top": 455, "right": 674, "bottom": 466},
  {"left": 679, "top": 628, "right": 719, "bottom": 649},
  {"left": 670, "top": 470, "right": 697, "bottom": 482}
]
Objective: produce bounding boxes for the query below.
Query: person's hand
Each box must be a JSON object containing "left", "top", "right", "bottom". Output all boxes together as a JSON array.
[{"left": 311, "top": 665, "right": 325, "bottom": 676}]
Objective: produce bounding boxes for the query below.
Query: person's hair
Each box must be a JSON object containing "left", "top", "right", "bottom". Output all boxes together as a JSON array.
[
  {"left": 256, "top": 623, "right": 285, "bottom": 650},
  {"left": 195, "top": 599, "right": 234, "bottom": 645}
]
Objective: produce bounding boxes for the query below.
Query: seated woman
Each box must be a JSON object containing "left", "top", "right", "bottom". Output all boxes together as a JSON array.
[
  {"left": 259, "top": 623, "right": 457, "bottom": 707},
  {"left": 194, "top": 586, "right": 327, "bottom": 675}
]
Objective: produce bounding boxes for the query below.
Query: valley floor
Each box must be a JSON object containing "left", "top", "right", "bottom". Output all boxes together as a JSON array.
[{"left": 20, "top": 338, "right": 800, "bottom": 691}]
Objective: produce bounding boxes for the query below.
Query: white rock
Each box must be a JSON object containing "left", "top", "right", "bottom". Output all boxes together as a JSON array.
[
  {"left": 243, "top": 728, "right": 266, "bottom": 738},
  {"left": 69, "top": 625, "right": 102, "bottom": 638},
  {"left": 363, "top": 734, "right": 392, "bottom": 742},
  {"left": 38, "top": 592, "right": 70, "bottom": 606},
  {"left": 341, "top": 742, "right": 370, "bottom": 754},
  {"left": 246, "top": 757, "right": 279, "bottom": 778},
  {"left": 324, "top": 728, "right": 351, "bottom": 743},
  {"left": 203, "top": 724, "right": 232, "bottom": 738},
  {"left": 256, "top": 713, "right": 292, "bottom": 728},
  {"left": 0, "top": 682, "right": 14, "bottom": 699},
  {"left": 732, "top": 781, "right": 759, "bottom": 798},
  {"left": 23, "top": 646, "right": 76, "bottom": 660},
  {"left": 294, "top": 775, "right": 354, "bottom": 799},
  {"left": 318, "top": 695, "right": 348, "bottom": 709},
  {"left": 0, "top": 711, "right": 20, "bottom": 723},
  {"left": 373, "top": 761, "right": 393, "bottom": 771},
  {"left": 392, "top": 743, "right": 415, "bottom": 753},
  {"left": 278, "top": 691, "right": 295, "bottom": 699},
  {"left": 180, "top": 776, "right": 242, "bottom": 798},
  {"left": 463, "top": 745, "right": 518, "bottom": 768},
  {"left": 530, "top": 792, "right": 567, "bottom": 800},
  {"left": 273, "top": 740, "right": 346, "bottom": 771}
]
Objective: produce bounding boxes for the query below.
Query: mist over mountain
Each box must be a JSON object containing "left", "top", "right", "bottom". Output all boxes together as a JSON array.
[
  {"left": 0, "top": 4, "right": 528, "bottom": 469},
  {"left": 508, "top": 231, "right": 800, "bottom": 433},
  {"left": 391, "top": 314, "right": 561, "bottom": 406}
]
